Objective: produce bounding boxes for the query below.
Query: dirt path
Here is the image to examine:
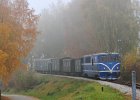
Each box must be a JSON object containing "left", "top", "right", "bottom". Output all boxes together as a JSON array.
[
  {"left": 2, "top": 96, "right": 10, "bottom": 100},
  {"left": 3, "top": 95, "right": 39, "bottom": 100}
]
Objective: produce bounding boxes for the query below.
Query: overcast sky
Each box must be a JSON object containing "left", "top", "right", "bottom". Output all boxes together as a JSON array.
[{"left": 28, "top": 0, "right": 71, "bottom": 14}]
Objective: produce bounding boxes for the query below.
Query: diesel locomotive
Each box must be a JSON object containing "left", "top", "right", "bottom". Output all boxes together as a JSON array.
[{"left": 32, "top": 53, "right": 121, "bottom": 80}]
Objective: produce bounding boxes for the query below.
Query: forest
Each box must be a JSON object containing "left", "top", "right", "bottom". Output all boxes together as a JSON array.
[
  {"left": 32, "top": 0, "right": 140, "bottom": 58},
  {"left": 0, "top": 0, "right": 140, "bottom": 84},
  {"left": 29, "top": 0, "right": 140, "bottom": 82}
]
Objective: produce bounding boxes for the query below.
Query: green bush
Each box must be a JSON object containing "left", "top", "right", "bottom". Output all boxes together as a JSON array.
[{"left": 10, "top": 70, "right": 40, "bottom": 90}]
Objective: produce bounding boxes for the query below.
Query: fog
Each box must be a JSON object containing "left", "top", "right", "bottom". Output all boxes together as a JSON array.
[{"left": 30, "top": 0, "right": 140, "bottom": 58}]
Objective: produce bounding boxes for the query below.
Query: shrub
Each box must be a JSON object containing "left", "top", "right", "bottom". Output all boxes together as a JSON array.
[
  {"left": 122, "top": 50, "right": 140, "bottom": 82},
  {"left": 10, "top": 70, "right": 40, "bottom": 90},
  {"left": 123, "top": 50, "right": 137, "bottom": 71}
]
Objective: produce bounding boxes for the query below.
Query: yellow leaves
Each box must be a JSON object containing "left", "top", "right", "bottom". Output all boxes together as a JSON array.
[
  {"left": 0, "top": 0, "right": 38, "bottom": 85},
  {"left": 0, "top": 50, "right": 8, "bottom": 64},
  {"left": 0, "top": 63, "right": 8, "bottom": 76},
  {"left": 0, "top": 23, "right": 11, "bottom": 44},
  {"left": 0, "top": 50, "right": 9, "bottom": 85},
  {"left": 0, "top": 23, "right": 12, "bottom": 34},
  {"left": 123, "top": 50, "right": 137, "bottom": 70}
]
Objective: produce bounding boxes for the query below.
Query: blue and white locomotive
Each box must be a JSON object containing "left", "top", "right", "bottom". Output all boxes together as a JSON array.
[
  {"left": 33, "top": 52, "right": 121, "bottom": 80},
  {"left": 81, "top": 53, "right": 120, "bottom": 80}
]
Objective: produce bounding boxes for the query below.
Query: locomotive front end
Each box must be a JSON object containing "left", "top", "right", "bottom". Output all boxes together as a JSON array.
[{"left": 95, "top": 53, "right": 121, "bottom": 80}]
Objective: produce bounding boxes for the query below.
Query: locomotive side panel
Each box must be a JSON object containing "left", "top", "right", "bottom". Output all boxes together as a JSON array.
[{"left": 82, "top": 55, "right": 99, "bottom": 78}]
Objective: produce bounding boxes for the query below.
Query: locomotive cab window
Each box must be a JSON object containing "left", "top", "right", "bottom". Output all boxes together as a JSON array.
[
  {"left": 111, "top": 55, "right": 120, "bottom": 62},
  {"left": 97, "top": 54, "right": 120, "bottom": 63},
  {"left": 85, "top": 56, "right": 91, "bottom": 63},
  {"left": 81, "top": 58, "right": 84, "bottom": 64},
  {"left": 98, "top": 55, "right": 108, "bottom": 62}
]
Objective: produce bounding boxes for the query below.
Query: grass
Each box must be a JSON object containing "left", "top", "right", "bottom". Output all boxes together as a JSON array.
[{"left": 5, "top": 75, "right": 131, "bottom": 100}]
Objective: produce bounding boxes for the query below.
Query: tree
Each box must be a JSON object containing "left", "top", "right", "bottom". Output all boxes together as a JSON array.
[
  {"left": 0, "top": 0, "right": 38, "bottom": 84},
  {"left": 34, "top": 0, "right": 139, "bottom": 58},
  {"left": 64, "top": 0, "right": 139, "bottom": 55}
]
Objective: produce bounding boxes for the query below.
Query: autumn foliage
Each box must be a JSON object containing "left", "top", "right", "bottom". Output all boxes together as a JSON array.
[
  {"left": 123, "top": 50, "right": 137, "bottom": 70},
  {"left": 122, "top": 50, "right": 140, "bottom": 82},
  {"left": 0, "top": 0, "right": 38, "bottom": 84}
]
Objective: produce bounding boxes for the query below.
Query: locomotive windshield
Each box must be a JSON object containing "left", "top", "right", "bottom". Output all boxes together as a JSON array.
[{"left": 97, "top": 54, "right": 120, "bottom": 63}]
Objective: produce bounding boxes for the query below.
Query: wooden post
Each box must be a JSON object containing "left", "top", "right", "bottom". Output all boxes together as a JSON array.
[
  {"left": 0, "top": 81, "right": 2, "bottom": 100},
  {"left": 101, "top": 87, "right": 104, "bottom": 92},
  {"left": 0, "top": 89, "right": 1, "bottom": 100},
  {"left": 132, "top": 71, "right": 136, "bottom": 100}
]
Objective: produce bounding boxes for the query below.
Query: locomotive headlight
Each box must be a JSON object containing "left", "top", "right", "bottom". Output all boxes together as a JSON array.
[
  {"left": 104, "top": 67, "right": 106, "bottom": 70},
  {"left": 117, "top": 67, "right": 119, "bottom": 69}
]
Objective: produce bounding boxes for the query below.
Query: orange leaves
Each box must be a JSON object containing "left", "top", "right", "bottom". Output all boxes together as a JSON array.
[
  {"left": 0, "top": 50, "right": 8, "bottom": 64},
  {"left": 0, "top": 0, "right": 38, "bottom": 85},
  {"left": 0, "top": 50, "right": 9, "bottom": 84}
]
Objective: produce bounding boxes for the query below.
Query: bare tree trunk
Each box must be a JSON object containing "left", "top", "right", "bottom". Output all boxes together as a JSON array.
[{"left": 0, "top": 89, "right": 1, "bottom": 100}]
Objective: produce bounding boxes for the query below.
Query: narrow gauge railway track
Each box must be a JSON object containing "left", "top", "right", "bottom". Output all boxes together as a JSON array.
[
  {"left": 47, "top": 73, "right": 140, "bottom": 89},
  {"left": 39, "top": 72, "right": 140, "bottom": 89},
  {"left": 125, "top": 82, "right": 140, "bottom": 89},
  {"left": 113, "top": 80, "right": 140, "bottom": 89}
]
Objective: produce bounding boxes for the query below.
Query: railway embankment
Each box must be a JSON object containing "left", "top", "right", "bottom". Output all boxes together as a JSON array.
[
  {"left": 45, "top": 74, "right": 140, "bottom": 100},
  {"left": 97, "top": 80, "right": 140, "bottom": 100},
  {"left": 45, "top": 75, "right": 140, "bottom": 100},
  {"left": 3, "top": 73, "right": 131, "bottom": 100}
]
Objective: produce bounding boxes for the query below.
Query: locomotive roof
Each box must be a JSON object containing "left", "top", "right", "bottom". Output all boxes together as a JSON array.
[
  {"left": 94, "top": 53, "right": 119, "bottom": 56},
  {"left": 61, "top": 57, "right": 73, "bottom": 59},
  {"left": 83, "top": 52, "right": 119, "bottom": 57},
  {"left": 34, "top": 58, "right": 54, "bottom": 60}
]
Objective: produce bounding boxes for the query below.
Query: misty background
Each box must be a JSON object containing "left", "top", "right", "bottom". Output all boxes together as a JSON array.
[{"left": 29, "top": 0, "right": 140, "bottom": 58}]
